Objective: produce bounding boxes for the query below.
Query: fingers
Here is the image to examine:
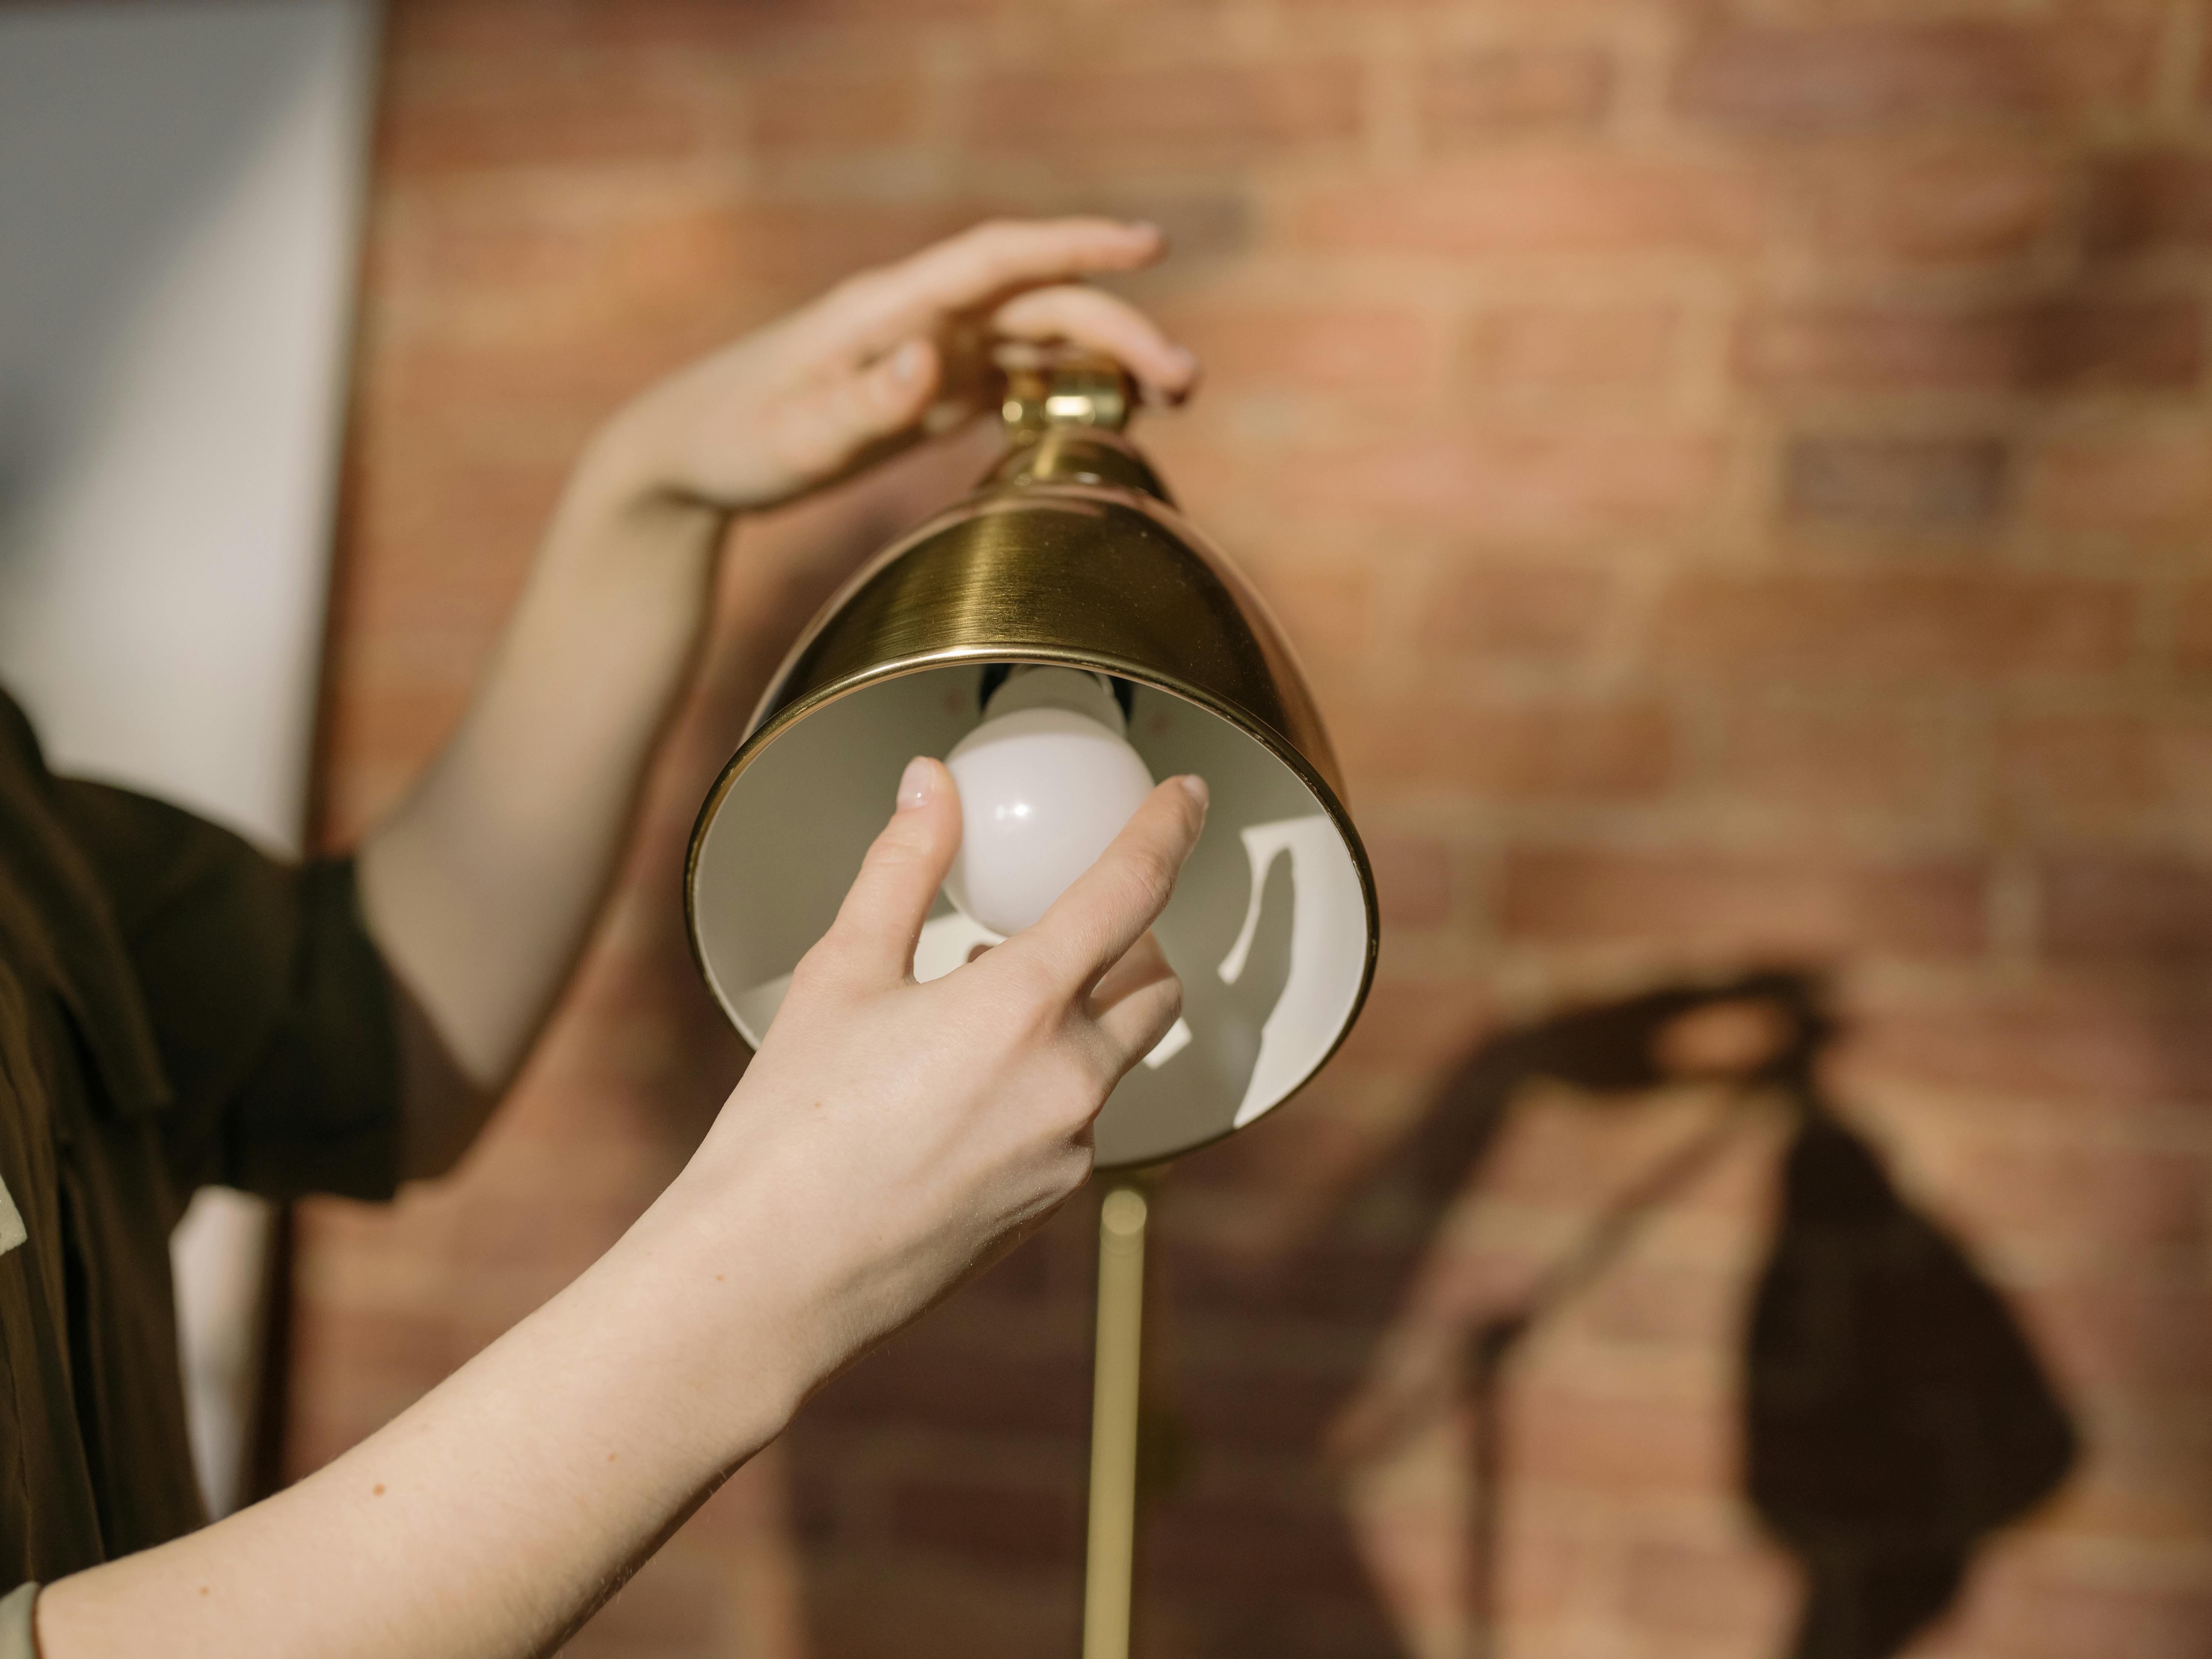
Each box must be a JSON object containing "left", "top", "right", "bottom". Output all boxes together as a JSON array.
[
  {"left": 1090, "top": 930, "right": 1185, "bottom": 1069},
  {"left": 820, "top": 217, "right": 1166, "bottom": 353},
  {"left": 1014, "top": 775, "right": 1208, "bottom": 995},
  {"left": 817, "top": 757, "right": 962, "bottom": 988},
  {"left": 993, "top": 284, "right": 1200, "bottom": 404},
  {"left": 767, "top": 337, "right": 942, "bottom": 483}
]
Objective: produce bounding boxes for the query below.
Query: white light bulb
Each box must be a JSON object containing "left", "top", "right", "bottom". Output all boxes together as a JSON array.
[{"left": 942, "top": 670, "right": 1156, "bottom": 937}]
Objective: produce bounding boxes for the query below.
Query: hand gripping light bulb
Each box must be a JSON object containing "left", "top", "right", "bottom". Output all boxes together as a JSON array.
[{"left": 941, "top": 668, "right": 1155, "bottom": 938}]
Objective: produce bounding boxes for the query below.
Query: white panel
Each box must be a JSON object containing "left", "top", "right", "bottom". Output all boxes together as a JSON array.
[
  {"left": 0, "top": 0, "right": 379, "bottom": 852},
  {"left": 0, "top": 0, "right": 381, "bottom": 1518}
]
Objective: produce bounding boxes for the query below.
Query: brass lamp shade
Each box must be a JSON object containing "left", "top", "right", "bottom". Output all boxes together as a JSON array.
[{"left": 685, "top": 365, "right": 1377, "bottom": 1168}]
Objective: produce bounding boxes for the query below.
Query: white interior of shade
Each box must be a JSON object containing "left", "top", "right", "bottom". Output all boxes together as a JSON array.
[{"left": 691, "top": 665, "right": 1370, "bottom": 1167}]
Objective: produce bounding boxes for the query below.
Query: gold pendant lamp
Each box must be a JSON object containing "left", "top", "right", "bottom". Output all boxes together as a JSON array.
[{"left": 684, "top": 351, "right": 1378, "bottom": 1656}]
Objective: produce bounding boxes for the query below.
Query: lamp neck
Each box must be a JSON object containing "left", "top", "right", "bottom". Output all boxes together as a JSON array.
[
  {"left": 991, "top": 353, "right": 1172, "bottom": 504},
  {"left": 1001, "top": 353, "right": 1132, "bottom": 435}
]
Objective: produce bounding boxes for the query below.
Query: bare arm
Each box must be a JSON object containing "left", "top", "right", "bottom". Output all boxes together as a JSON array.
[
  {"left": 356, "top": 218, "right": 1200, "bottom": 1171},
  {"left": 38, "top": 764, "right": 1205, "bottom": 1658}
]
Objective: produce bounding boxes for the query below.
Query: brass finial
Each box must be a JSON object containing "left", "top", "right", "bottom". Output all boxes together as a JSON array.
[{"left": 1000, "top": 345, "right": 1133, "bottom": 437}]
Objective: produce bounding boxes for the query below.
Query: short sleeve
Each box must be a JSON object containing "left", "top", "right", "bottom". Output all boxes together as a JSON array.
[{"left": 53, "top": 781, "right": 403, "bottom": 1204}]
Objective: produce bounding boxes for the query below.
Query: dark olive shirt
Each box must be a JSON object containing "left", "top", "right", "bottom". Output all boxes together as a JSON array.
[{"left": 0, "top": 690, "right": 402, "bottom": 1593}]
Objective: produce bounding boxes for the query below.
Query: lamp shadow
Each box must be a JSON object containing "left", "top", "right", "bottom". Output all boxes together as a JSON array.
[{"left": 1187, "top": 969, "right": 2076, "bottom": 1659}]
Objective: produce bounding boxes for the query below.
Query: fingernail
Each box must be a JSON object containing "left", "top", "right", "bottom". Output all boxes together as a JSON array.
[
  {"left": 885, "top": 338, "right": 927, "bottom": 385},
  {"left": 897, "top": 757, "right": 935, "bottom": 811},
  {"left": 1130, "top": 220, "right": 1164, "bottom": 240},
  {"left": 1177, "top": 774, "right": 1209, "bottom": 815}
]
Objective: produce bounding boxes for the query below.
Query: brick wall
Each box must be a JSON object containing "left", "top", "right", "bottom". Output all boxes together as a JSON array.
[{"left": 297, "top": 1, "right": 2212, "bottom": 1655}]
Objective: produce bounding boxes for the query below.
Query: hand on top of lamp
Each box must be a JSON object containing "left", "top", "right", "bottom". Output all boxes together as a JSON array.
[
  {"left": 584, "top": 218, "right": 1200, "bottom": 520},
  {"left": 356, "top": 218, "right": 1198, "bottom": 1156}
]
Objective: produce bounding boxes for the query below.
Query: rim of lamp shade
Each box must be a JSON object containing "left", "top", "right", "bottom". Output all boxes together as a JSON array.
[{"left": 683, "top": 437, "right": 1380, "bottom": 1163}]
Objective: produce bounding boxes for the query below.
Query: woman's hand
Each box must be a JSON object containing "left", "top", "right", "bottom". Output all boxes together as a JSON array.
[
  {"left": 663, "top": 757, "right": 1205, "bottom": 1384},
  {"left": 586, "top": 217, "right": 1199, "bottom": 519},
  {"left": 361, "top": 219, "right": 1197, "bottom": 1126}
]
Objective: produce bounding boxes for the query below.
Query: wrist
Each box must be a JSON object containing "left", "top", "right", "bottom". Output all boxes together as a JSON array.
[
  {"left": 540, "top": 400, "right": 728, "bottom": 578},
  {"left": 593, "top": 1165, "right": 827, "bottom": 1455}
]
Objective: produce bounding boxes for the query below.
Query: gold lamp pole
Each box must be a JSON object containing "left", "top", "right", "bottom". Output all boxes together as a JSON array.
[{"left": 1082, "top": 1176, "right": 1151, "bottom": 1659}]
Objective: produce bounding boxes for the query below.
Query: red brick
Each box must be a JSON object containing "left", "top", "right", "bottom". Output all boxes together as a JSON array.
[
  {"left": 1160, "top": 301, "right": 1447, "bottom": 398},
  {"left": 584, "top": 0, "right": 989, "bottom": 47},
  {"left": 381, "top": 76, "right": 707, "bottom": 176},
  {"left": 1364, "top": 831, "right": 1455, "bottom": 929},
  {"left": 2032, "top": 430, "right": 2212, "bottom": 533},
  {"left": 1783, "top": 436, "right": 2008, "bottom": 528},
  {"left": 2033, "top": 297, "right": 2203, "bottom": 390},
  {"left": 383, "top": 0, "right": 589, "bottom": 61},
  {"left": 367, "top": 335, "right": 707, "bottom": 442},
  {"left": 1331, "top": 977, "right": 1497, "bottom": 1078},
  {"left": 1654, "top": 573, "right": 2131, "bottom": 683},
  {"left": 1995, "top": 714, "right": 2156, "bottom": 837},
  {"left": 388, "top": 198, "right": 797, "bottom": 334},
  {"left": 1084, "top": 190, "right": 1255, "bottom": 262},
  {"left": 1511, "top": 1386, "right": 1734, "bottom": 1491},
  {"left": 657, "top": 202, "right": 978, "bottom": 300},
  {"left": 888, "top": 1478, "right": 1080, "bottom": 1568},
  {"left": 1852, "top": 984, "right": 2212, "bottom": 1105},
  {"left": 1418, "top": 560, "right": 1613, "bottom": 661},
  {"left": 1678, "top": 24, "right": 2057, "bottom": 133},
  {"left": 2174, "top": 580, "right": 2212, "bottom": 675},
  {"left": 1815, "top": 144, "right": 2061, "bottom": 266},
  {"left": 2042, "top": 854, "right": 2212, "bottom": 962},
  {"left": 1256, "top": 560, "right": 1371, "bottom": 664},
  {"left": 287, "top": 1304, "right": 458, "bottom": 1396},
  {"left": 1468, "top": 305, "right": 1678, "bottom": 389},
  {"left": 2088, "top": 152, "right": 2212, "bottom": 258},
  {"left": 2028, "top": 1279, "right": 2212, "bottom": 1392},
  {"left": 1141, "top": 1495, "right": 1378, "bottom": 1603},
  {"left": 398, "top": 196, "right": 981, "bottom": 311},
  {"left": 1710, "top": 703, "right": 1955, "bottom": 823},
  {"left": 1992, "top": 714, "right": 2212, "bottom": 835},
  {"left": 1622, "top": 1537, "right": 1796, "bottom": 1642},
  {"left": 1500, "top": 847, "right": 1987, "bottom": 957},
  {"left": 567, "top": 1543, "right": 724, "bottom": 1652},
  {"left": 798, "top": 1553, "right": 1079, "bottom": 1659},
  {"left": 1583, "top": 1264, "right": 1749, "bottom": 1352},
  {"left": 1284, "top": 429, "right": 1725, "bottom": 540},
  {"left": 745, "top": 69, "right": 924, "bottom": 150},
  {"left": 1932, "top": 1138, "right": 2207, "bottom": 1258},
  {"left": 1473, "top": 1096, "right": 1771, "bottom": 1218},
  {"left": 1341, "top": 699, "right": 1675, "bottom": 799},
  {"left": 1292, "top": 156, "right": 1766, "bottom": 258},
  {"left": 1972, "top": 1572, "right": 2212, "bottom": 1659},
  {"left": 1424, "top": 47, "right": 1613, "bottom": 143},
  {"left": 961, "top": 62, "right": 1364, "bottom": 159},
  {"left": 808, "top": 1331, "right": 1091, "bottom": 1438},
  {"left": 1744, "top": 301, "right": 2200, "bottom": 393},
  {"left": 1744, "top": 303, "right": 2029, "bottom": 391}
]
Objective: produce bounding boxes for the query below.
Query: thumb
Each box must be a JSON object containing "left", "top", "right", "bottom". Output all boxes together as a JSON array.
[
  {"left": 782, "top": 338, "right": 940, "bottom": 478},
  {"left": 817, "top": 757, "right": 962, "bottom": 988},
  {"left": 864, "top": 336, "right": 940, "bottom": 427}
]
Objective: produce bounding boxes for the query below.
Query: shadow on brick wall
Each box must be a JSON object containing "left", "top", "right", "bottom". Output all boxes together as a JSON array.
[{"left": 1329, "top": 972, "right": 2077, "bottom": 1659}]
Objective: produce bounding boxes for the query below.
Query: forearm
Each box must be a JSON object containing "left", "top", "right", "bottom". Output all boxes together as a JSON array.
[
  {"left": 357, "top": 428, "right": 726, "bottom": 1094},
  {"left": 37, "top": 1181, "right": 810, "bottom": 1659},
  {"left": 31, "top": 686, "right": 1205, "bottom": 1659}
]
